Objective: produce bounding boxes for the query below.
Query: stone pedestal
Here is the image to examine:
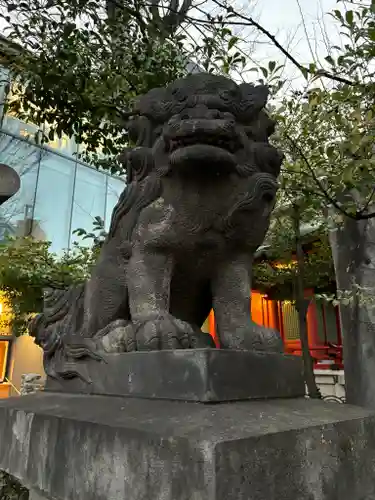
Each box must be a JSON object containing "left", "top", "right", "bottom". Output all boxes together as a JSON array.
[
  {"left": 45, "top": 349, "right": 305, "bottom": 401},
  {"left": 0, "top": 392, "right": 375, "bottom": 499},
  {"left": 29, "top": 489, "right": 49, "bottom": 500},
  {"left": 1, "top": 349, "right": 375, "bottom": 500}
]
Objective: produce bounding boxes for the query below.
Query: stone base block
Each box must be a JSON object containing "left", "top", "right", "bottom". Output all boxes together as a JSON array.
[
  {"left": 1, "top": 392, "right": 375, "bottom": 499},
  {"left": 46, "top": 348, "right": 305, "bottom": 402},
  {"left": 29, "top": 489, "right": 49, "bottom": 500}
]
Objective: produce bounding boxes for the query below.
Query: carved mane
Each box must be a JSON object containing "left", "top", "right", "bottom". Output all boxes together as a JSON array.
[{"left": 107, "top": 111, "right": 164, "bottom": 241}]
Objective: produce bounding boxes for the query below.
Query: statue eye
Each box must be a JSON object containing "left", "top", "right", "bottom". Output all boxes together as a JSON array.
[
  {"left": 220, "top": 88, "right": 238, "bottom": 101},
  {"left": 171, "top": 88, "right": 187, "bottom": 102},
  {"left": 243, "top": 125, "right": 255, "bottom": 139}
]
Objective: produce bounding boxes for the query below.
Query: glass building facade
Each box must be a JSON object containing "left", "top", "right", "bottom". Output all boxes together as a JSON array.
[
  {"left": 0, "top": 69, "right": 125, "bottom": 254},
  {"left": 0, "top": 61, "right": 125, "bottom": 395}
]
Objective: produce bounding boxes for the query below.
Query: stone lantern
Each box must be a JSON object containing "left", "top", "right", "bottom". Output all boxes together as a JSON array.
[{"left": 0, "top": 163, "right": 20, "bottom": 206}]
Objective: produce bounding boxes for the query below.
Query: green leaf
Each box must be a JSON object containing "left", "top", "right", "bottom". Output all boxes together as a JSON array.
[
  {"left": 324, "top": 56, "right": 335, "bottom": 66},
  {"left": 326, "top": 146, "right": 335, "bottom": 158},
  {"left": 268, "top": 60, "right": 276, "bottom": 73},
  {"left": 333, "top": 9, "right": 344, "bottom": 22},
  {"left": 228, "top": 36, "right": 239, "bottom": 51},
  {"left": 345, "top": 10, "right": 354, "bottom": 25},
  {"left": 342, "top": 165, "right": 354, "bottom": 185}
]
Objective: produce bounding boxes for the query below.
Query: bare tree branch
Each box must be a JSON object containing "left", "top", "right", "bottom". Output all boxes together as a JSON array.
[{"left": 208, "top": 0, "right": 355, "bottom": 86}]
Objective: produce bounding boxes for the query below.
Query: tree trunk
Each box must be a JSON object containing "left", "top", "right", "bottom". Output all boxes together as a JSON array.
[
  {"left": 296, "top": 298, "right": 321, "bottom": 398},
  {"left": 293, "top": 206, "right": 321, "bottom": 399},
  {"left": 328, "top": 212, "right": 375, "bottom": 408}
]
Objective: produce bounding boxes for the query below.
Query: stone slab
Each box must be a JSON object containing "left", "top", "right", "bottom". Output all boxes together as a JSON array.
[
  {"left": 29, "top": 489, "right": 50, "bottom": 500},
  {"left": 45, "top": 348, "right": 305, "bottom": 402},
  {"left": 1, "top": 393, "right": 375, "bottom": 500}
]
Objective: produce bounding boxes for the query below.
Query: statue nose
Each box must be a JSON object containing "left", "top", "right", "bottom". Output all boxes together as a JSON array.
[
  {"left": 179, "top": 106, "right": 227, "bottom": 120},
  {"left": 185, "top": 94, "right": 231, "bottom": 112}
]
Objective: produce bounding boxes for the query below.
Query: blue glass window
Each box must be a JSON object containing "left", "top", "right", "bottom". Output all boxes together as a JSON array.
[
  {"left": 33, "top": 151, "right": 75, "bottom": 253},
  {"left": 0, "top": 67, "right": 10, "bottom": 123},
  {"left": 2, "top": 115, "right": 41, "bottom": 143},
  {"left": 70, "top": 164, "right": 106, "bottom": 246},
  {"left": 105, "top": 176, "right": 125, "bottom": 231},
  {"left": 0, "top": 133, "right": 40, "bottom": 241}
]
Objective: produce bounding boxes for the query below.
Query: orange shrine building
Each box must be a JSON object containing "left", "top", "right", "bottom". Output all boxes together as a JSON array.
[{"left": 203, "top": 289, "right": 343, "bottom": 370}]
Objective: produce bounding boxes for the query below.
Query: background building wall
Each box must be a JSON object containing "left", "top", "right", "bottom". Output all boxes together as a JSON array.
[{"left": 8, "top": 335, "right": 44, "bottom": 396}]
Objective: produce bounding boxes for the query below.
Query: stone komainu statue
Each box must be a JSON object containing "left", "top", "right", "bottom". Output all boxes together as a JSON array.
[{"left": 29, "top": 73, "right": 284, "bottom": 381}]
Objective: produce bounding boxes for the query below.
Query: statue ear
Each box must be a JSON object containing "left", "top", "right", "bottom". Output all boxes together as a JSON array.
[
  {"left": 117, "top": 148, "right": 132, "bottom": 182},
  {"left": 238, "top": 84, "right": 269, "bottom": 121},
  {"left": 120, "top": 147, "right": 154, "bottom": 185},
  {"left": 127, "top": 116, "right": 153, "bottom": 147},
  {"left": 132, "top": 87, "right": 170, "bottom": 122}
]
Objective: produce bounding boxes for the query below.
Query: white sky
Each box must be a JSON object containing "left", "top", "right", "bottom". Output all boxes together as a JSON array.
[
  {"left": 252, "top": 0, "right": 339, "bottom": 80},
  {"left": 255, "top": 0, "right": 337, "bottom": 55},
  {"left": 188, "top": 0, "right": 342, "bottom": 89}
]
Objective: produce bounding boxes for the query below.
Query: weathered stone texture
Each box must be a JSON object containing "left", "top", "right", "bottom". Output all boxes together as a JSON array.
[
  {"left": 45, "top": 349, "right": 305, "bottom": 402},
  {"left": 0, "top": 470, "right": 29, "bottom": 499},
  {"left": 20, "top": 374, "right": 45, "bottom": 396},
  {"left": 0, "top": 393, "right": 375, "bottom": 500},
  {"left": 29, "top": 490, "right": 46, "bottom": 500}
]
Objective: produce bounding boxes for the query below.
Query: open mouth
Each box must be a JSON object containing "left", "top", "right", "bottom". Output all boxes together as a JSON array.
[
  {"left": 168, "top": 133, "right": 240, "bottom": 154},
  {"left": 168, "top": 143, "right": 238, "bottom": 171},
  {"left": 164, "top": 119, "right": 241, "bottom": 171}
]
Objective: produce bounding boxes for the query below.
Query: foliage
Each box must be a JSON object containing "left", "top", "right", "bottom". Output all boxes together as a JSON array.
[
  {"left": 0, "top": 0, "right": 191, "bottom": 173},
  {"left": 253, "top": 222, "right": 335, "bottom": 300},
  {"left": 260, "top": 0, "right": 375, "bottom": 313},
  {"left": 0, "top": 235, "right": 98, "bottom": 335},
  {"left": 0, "top": 290, "right": 14, "bottom": 334},
  {"left": 0, "top": 215, "right": 107, "bottom": 335},
  {"left": 272, "top": 1, "right": 375, "bottom": 219},
  {"left": 0, "top": 0, "right": 246, "bottom": 173},
  {"left": 72, "top": 215, "right": 107, "bottom": 250}
]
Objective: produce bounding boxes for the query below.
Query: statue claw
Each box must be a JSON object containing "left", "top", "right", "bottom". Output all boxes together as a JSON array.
[
  {"left": 133, "top": 314, "right": 215, "bottom": 351},
  {"left": 221, "top": 323, "right": 284, "bottom": 353}
]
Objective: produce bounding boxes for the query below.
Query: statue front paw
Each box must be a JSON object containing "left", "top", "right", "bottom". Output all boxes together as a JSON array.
[
  {"left": 133, "top": 314, "right": 215, "bottom": 351},
  {"left": 94, "top": 319, "right": 136, "bottom": 353},
  {"left": 248, "top": 324, "right": 284, "bottom": 353},
  {"left": 221, "top": 323, "right": 283, "bottom": 353}
]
